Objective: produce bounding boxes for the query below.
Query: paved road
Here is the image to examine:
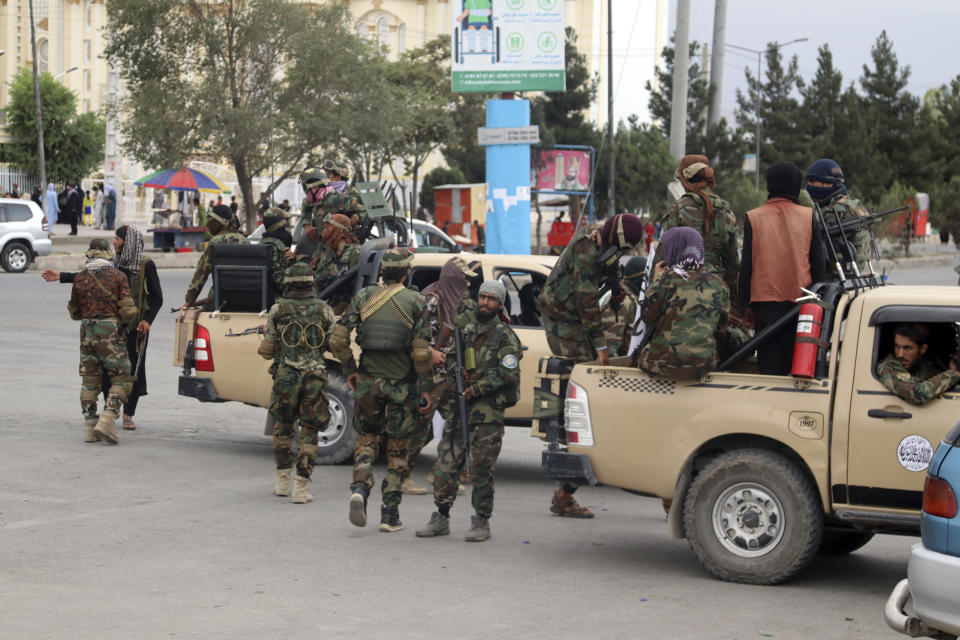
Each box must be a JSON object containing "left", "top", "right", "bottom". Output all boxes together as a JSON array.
[{"left": 3, "top": 268, "right": 954, "bottom": 639}]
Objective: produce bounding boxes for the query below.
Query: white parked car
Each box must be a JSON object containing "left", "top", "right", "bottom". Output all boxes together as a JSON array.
[{"left": 0, "top": 198, "right": 51, "bottom": 272}]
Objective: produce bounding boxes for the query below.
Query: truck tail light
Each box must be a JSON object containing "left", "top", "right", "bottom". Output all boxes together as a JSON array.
[
  {"left": 563, "top": 381, "right": 594, "bottom": 446},
  {"left": 193, "top": 324, "right": 214, "bottom": 372},
  {"left": 923, "top": 476, "right": 957, "bottom": 518}
]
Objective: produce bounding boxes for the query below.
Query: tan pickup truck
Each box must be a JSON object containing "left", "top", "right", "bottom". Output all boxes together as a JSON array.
[
  {"left": 175, "top": 248, "right": 556, "bottom": 464},
  {"left": 534, "top": 283, "right": 960, "bottom": 584}
]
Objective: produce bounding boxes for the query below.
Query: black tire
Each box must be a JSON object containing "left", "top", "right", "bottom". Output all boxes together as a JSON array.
[
  {"left": 1, "top": 241, "right": 32, "bottom": 273},
  {"left": 682, "top": 449, "right": 823, "bottom": 585},
  {"left": 818, "top": 530, "right": 874, "bottom": 555},
  {"left": 260, "top": 370, "right": 356, "bottom": 465}
]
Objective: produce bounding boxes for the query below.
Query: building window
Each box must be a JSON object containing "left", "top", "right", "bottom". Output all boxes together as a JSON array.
[
  {"left": 83, "top": 100, "right": 91, "bottom": 113},
  {"left": 84, "top": 70, "right": 91, "bottom": 93},
  {"left": 398, "top": 24, "right": 406, "bottom": 55},
  {"left": 377, "top": 17, "right": 389, "bottom": 51},
  {"left": 37, "top": 38, "right": 49, "bottom": 72},
  {"left": 84, "top": 40, "right": 91, "bottom": 63}
]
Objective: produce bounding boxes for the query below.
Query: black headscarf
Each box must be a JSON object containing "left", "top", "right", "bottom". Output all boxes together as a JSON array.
[
  {"left": 262, "top": 210, "right": 292, "bottom": 247},
  {"left": 766, "top": 161, "right": 803, "bottom": 203}
]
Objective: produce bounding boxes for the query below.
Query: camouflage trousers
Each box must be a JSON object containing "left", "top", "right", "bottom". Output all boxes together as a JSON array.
[
  {"left": 433, "top": 420, "right": 504, "bottom": 519},
  {"left": 79, "top": 319, "right": 132, "bottom": 421},
  {"left": 542, "top": 314, "right": 597, "bottom": 362},
  {"left": 352, "top": 373, "right": 419, "bottom": 508},
  {"left": 404, "top": 408, "right": 435, "bottom": 481},
  {"left": 269, "top": 364, "right": 330, "bottom": 478}
]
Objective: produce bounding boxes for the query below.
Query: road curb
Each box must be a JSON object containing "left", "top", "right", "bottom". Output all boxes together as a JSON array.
[{"left": 31, "top": 251, "right": 198, "bottom": 271}]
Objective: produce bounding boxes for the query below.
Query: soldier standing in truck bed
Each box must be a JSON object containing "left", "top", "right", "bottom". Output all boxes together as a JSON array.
[{"left": 180, "top": 204, "right": 248, "bottom": 311}]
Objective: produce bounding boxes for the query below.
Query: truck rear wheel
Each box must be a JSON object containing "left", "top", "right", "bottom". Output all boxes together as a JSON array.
[
  {"left": 683, "top": 449, "right": 822, "bottom": 585},
  {"left": 261, "top": 372, "right": 357, "bottom": 465},
  {"left": 818, "top": 530, "right": 874, "bottom": 555}
]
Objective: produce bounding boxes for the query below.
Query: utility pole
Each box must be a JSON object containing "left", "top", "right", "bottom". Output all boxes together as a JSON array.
[
  {"left": 606, "top": 0, "right": 615, "bottom": 216},
  {"left": 700, "top": 44, "right": 709, "bottom": 139},
  {"left": 668, "top": 0, "right": 690, "bottom": 159},
  {"left": 707, "top": 0, "right": 727, "bottom": 129},
  {"left": 28, "top": 0, "right": 47, "bottom": 193}
]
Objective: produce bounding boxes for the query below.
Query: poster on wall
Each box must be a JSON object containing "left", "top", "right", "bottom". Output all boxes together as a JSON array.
[
  {"left": 534, "top": 149, "right": 591, "bottom": 193},
  {"left": 451, "top": 0, "right": 565, "bottom": 93}
]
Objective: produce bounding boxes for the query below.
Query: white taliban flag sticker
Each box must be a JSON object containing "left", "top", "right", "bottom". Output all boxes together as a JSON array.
[{"left": 897, "top": 434, "right": 933, "bottom": 472}]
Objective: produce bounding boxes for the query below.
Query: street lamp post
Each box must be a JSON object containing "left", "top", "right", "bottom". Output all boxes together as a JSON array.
[
  {"left": 54, "top": 66, "right": 79, "bottom": 81},
  {"left": 28, "top": 0, "right": 48, "bottom": 195},
  {"left": 726, "top": 38, "right": 808, "bottom": 191}
]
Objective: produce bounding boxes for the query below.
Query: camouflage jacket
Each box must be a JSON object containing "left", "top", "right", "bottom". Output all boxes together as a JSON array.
[
  {"left": 314, "top": 243, "right": 360, "bottom": 293},
  {"left": 310, "top": 186, "right": 366, "bottom": 236},
  {"left": 876, "top": 354, "right": 960, "bottom": 406},
  {"left": 259, "top": 236, "right": 290, "bottom": 300},
  {"left": 184, "top": 230, "right": 248, "bottom": 305},
  {"left": 638, "top": 268, "right": 730, "bottom": 379},
  {"left": 655, "top": 191, "right": 740, "bottom": 309},
  {"left": 821, "top": 193, "right": 871, "bottom": 275},
  {"left": 68, "top": 265, "right": 134, "bottom": 321},
  {"left": 538, "top": 230, "right": 606, "bottom": 352},
  {"left": 258, "top": 296, "right": 336, "bottom": 372},
  {"left": 335, "top": 284, "right": 432, "bottom": 387},
  {"left": 601, "top": 289, "right": 639, "bottom": 357},
  {"left": 425, "top": 289, "right": 477, "bottom": 350},
  {"left": 463, "top": 313, "right": 523, "bottom": 417}
]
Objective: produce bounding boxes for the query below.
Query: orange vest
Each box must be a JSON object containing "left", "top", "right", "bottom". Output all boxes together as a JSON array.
[{"left": 747, "top": 198, "right": 813, "bottom": 302}]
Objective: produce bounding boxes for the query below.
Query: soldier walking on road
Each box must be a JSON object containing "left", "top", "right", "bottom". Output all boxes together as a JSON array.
[
  {"left": 257, "top": 263, "right": 337, "bottom": 503},
  {"left": 180, "top": 204, "right": 248, "bottom": 311},
  {"left": 416, "top": 280, "right": 522, "bottom": 542},
  {"left": 68, "top": 239, "right": 138, "bottom": 444},
  {"left": 538, "top": 212, "right": 646, "bottom": 517},
  {"left": 329, "top": 249, "right": 434, "bottom": 532}
]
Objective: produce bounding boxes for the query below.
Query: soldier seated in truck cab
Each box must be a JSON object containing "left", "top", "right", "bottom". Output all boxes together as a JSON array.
[
  {"left": 876, "top": 323, "right": 960, "bottom": 406},
  {"left": 636, "top": 226, "right": 729, "bottom": 379}
]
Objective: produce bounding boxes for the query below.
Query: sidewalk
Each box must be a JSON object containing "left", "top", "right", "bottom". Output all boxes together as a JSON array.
[{"left": 36, "top": 220, "right": 198, "bottom": 271}]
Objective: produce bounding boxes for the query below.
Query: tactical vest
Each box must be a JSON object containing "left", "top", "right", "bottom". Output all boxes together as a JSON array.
[
  {"left": 357, "top": 285, "right": 419, "bottom": 352},
  {"left": 274, "top": 299, "right": 328, "bottom": 368},
  {"left": 682, "top": 191, "right": 732, "bottom": 237}
]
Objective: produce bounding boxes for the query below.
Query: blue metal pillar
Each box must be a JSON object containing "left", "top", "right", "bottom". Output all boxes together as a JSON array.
[{"left": 485, "top": 99, "right": 530, "bottom": 254}]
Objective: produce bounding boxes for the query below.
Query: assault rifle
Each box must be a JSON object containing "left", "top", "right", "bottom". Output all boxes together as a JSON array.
[
  {"left": 133, "top": 331, "right": 148, "bottom": 381},
  {"left": 817, "top": 204, "right": 909, "bottom": 287},
  {"left": 225, "top": 326, "right": 264, "bottom": 337},
  {"left": 452, "top": 326, "right": 475, "bottom": 480}
]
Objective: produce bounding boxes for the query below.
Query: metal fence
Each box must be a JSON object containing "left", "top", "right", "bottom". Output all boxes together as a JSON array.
[{"left": 0, "top": 166, "right": 45, "bottom": 197}]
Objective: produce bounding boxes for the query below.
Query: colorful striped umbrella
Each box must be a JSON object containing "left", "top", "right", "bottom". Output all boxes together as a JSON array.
[{"left": 135, "top": 167, "right": 230, "bottom": 193}]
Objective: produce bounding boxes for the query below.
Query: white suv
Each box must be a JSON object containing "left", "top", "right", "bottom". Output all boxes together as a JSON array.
[{"left": 0, "top": 198, "right": 51, "bottom": 272}]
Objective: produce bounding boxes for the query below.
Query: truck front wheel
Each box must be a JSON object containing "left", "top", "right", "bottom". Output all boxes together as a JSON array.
[{"left": 683, "top": 449, "right": 823, "bottom": 585}]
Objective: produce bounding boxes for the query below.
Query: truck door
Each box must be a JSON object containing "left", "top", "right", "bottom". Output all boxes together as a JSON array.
[{"left": 844, "top": 304, "right": 960, "bottom": 512}]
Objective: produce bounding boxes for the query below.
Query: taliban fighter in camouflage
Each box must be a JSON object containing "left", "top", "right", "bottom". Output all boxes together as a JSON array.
[
  {"left": 416, "top": 280, "right": 522, "bottom": 542},
  {"left": 638, "top": 226, "right": 730, "bottom": 380},
  {"left": 655, "top": 154, "right": 740, "bottom": 311},
  {"left": 68, "top": 238, "right": 138, "bottom": 444},
  {"left": 298, "top": 166, "right": 330, "bottom": 245},
  {"left": 258, "top": 208, "right": 293, "bottom": 301},
  {"left": 329, "top": 248, "right": 434, "bottom": 533},
  {"left": 303, "top": 160, "right": 365, "bottom": 248},
  {"left": 538, "top": 212, "right": 646, "bottom": 518},
  {"left": 805, "top": 158, "right": 872, "bottom": 277},
  {"left": 257, "top": 262, "right": 337, "bottom": 503},
  {"left": 600, "top": 255, "right": 645, "bottom": 358},
  {"left": 181, "top": 204, "right": 248, "bottom": 311},
  {"left": 875, "top": 323, "right": 960, "bottom": 406},
  {"left": 311, "top": 213, "right": 361, "bottom": 309}
]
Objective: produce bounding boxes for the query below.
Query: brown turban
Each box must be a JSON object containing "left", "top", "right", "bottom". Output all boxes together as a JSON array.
[{"left": 676, "top": 154, "right": 716, "bottom": 235}]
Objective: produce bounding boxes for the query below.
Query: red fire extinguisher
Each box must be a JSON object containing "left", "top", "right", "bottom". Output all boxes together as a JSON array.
[{"left": 791, "top": 302, "right": 824, "bottom": 378}]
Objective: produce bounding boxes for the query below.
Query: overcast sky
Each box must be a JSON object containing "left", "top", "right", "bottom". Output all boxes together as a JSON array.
[{"left": 611, "top": 0, "right": 960, "bottom": 125}]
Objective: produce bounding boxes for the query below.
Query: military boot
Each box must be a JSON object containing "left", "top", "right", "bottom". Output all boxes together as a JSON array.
[
  {"left": 415, "top": 512, "right": 450, "bottom": 537},
  {"left": 274, "top": 468, "right": 292, "bottom": 497},
  {"left": 550, "top": 488, "right": 594, "bottom": 518},
  {"left": 465, "top": 515, "right": 490, "bottom": 542},
  {"left": 349, "top": 483, "right": 370, "bottom": 527},
  {"left": 94, "top": 409, "right": 119, "bottom": 444},
  {"left": 291, "top": 475, "right": 312, "bottom": 504},
  {"left": 379, "top": 505, "right": 404, "bottom": 533},
  {"left": 401, "top": 477, "right": 427, "bottom": 495},
  {"left": 84, "top": 418, "right": 101, "bottom": 443}
]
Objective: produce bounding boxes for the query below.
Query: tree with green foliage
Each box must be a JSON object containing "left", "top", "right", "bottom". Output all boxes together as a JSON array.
[
  {"left": 105, "top": 0, "right": 380, "bottom": 229},
  {"left": 1, "top": 68, "right": 105, "bottom": 182},
  {"left": 441, "top": 91, "right": 490, "bottom": 185},
  {"left": 798, "top": 45, "right": 844, "bottom": 170},
  {"left": 419, "top": 166, "right": 465, "bottom": 216},
  {"left": 608, "top": 115, "right": 674, "bottom": 213}
]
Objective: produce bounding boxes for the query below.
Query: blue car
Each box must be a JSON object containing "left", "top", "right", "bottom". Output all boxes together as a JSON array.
[{"left": 886, "top": 419, "right": 960, "bottom": 638}]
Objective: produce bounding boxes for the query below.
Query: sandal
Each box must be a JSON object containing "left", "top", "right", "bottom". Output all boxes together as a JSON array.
[{"left": 122, "top": 417, "right": 137, "bottom": 430}]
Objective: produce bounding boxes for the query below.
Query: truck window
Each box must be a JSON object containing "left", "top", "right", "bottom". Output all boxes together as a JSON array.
[
  {"left": 494, "top": 269, "right": 545, "bottom": 328},
  {"left": 873, "top": 321, "right": 958, "bottom": 380},
  {"left": 409, "top": 267, "right": 441, "bottom": 292}
]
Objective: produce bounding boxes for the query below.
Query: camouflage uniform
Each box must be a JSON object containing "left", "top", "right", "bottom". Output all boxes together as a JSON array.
[
  {"left": 184, "top": 229, "right": 248, "bottom": 310},
  {"left": 821, "top": 193, "right": 871, "bottom": 275},
  {"left": 655, "top": 190, "right": 740, "bottom": 310},
  {"left": 330, "top": 253, "right": 433, "bottom": 517},
  {"left": 876, "top": 354, "right": 960, "bottom": 406},
  {"left": 601, "top": 289, "right": 639, "bottom": 358},
  {"left": 259, "top": 235, "right": 290, "bottom": 301},
  {"left": 314, "top": 243, "right": 360, "bottom": 294},
  {"left": 257, "top": 292, "right": 336, "bottom": 479},
  {"left": 433, "top": 312, "right": 522, "bottom": 519},
  {"left": 638, "top": 268, "right": 730, "bottom": 379},
  {"left": 68, "top": 241, "right": 137, "bottom": 443},
  {"left": 309, "top": 186, "right": 365, "bottom": 246},
  {"left": 538, "top": 229, "right": 606, "bottom": 362}
]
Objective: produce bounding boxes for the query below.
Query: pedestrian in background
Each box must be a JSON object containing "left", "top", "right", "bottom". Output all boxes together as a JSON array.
[
  {"left": 104, "top": 183, "right": 117, "bottom": 230},
  {"left": 31, "top": 186, "right": 43, "bottom": 208},
  {"left": 44, "top": 183, "right": 59, "bottom": 228},
  {"left": 94, "top": 183, "right": 106, "bottom": 230},
  {"left": 65, "top": 183, "right": 82, "bottom": 236}
]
